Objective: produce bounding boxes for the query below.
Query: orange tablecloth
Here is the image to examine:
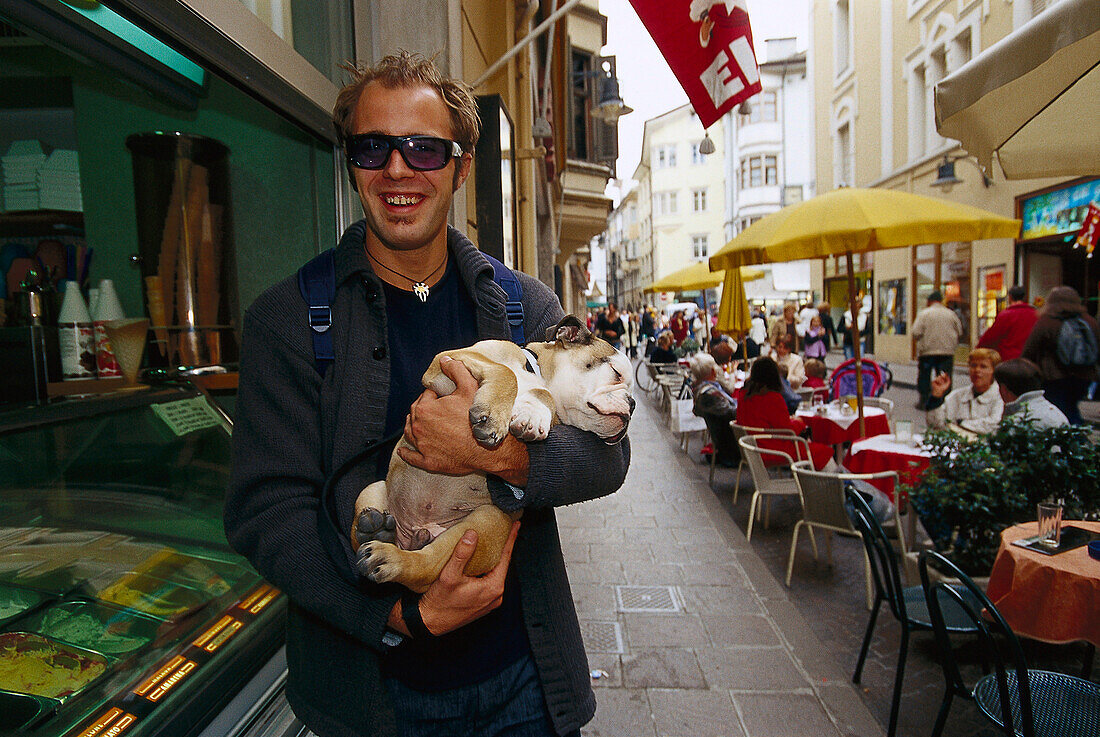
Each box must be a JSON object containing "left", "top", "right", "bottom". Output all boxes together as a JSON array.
[
  {"left": 795, "top": 407, "right": 890, "bottom": 445},
  {"left": 986, "top": 521, "right": 1100, "bottom": 647}
]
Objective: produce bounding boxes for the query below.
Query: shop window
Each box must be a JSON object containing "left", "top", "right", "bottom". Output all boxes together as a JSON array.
[
  {"left": 912, "top": 242, "right": 971, "bottom": 345},
  {"left": 878, "top": 279, "right": 907, "bottom": 335},
  {"left": 977, "top": 265, "right": 1006, "bottom": 337}
]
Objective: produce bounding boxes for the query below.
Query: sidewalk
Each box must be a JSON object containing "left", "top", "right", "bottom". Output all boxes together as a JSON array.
[{"left": 563, "top": 394, "right": 883, "bottom": 737}]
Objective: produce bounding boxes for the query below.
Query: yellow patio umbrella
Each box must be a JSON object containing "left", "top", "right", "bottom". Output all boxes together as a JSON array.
[
  {"left": 642, "top": 260, "right": 762, "bottom": 293},
  {"left": 709, "top": 187, "right": 1021, "bottom": 431}
]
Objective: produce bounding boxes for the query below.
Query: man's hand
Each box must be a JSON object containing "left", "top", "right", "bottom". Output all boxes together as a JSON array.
[
  {"left": 930, "top": 371, "right": 952, "bottom": 398},
  {"left": 397, "top": 357, "right": 530, "bottom": 485},
  {"left": 413, "top": 522, "right": 520, "bottom": 636}
]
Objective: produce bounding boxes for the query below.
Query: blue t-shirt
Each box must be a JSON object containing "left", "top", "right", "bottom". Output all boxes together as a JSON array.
[{"left": 377, "top": 259, "right": 529, "bottom": 691}]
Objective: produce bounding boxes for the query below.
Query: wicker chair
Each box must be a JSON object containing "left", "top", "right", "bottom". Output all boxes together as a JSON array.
[
  {"left": 729, "top": 423, "right": 797, "bottom": 503},
  {"left": 919, "top": 551, "right": 1100, "bottom": 737},
  {"left": 845, "top": 489, "right": 984, "bottom": 737},
  {"left": 737, "top": 434, "right": 808, "bottom": 541},
  {"left": 787, "top": 461, "right": 902, "bottom": 610}
]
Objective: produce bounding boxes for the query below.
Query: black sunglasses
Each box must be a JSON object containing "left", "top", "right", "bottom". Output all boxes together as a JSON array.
[{"left": 345, "top": 134, "right": 464, "bottom": 171}]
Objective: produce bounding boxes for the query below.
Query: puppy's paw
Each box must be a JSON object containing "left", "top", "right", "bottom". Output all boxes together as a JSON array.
[
  {"left": 469, "top": 404, "right": 508, "bottom": 448},
  {"left": 509, "top": 396, "right": 553, "bottom": 441},
  {"left": 356, "top": 507, "right": 396, "bottom": 544},
  {"left": 356, "top": 540, "right": 403, "bottom": 584}
]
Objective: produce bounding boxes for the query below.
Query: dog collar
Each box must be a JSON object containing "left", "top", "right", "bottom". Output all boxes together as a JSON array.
[{"left": 521, "top": 347, "right": 541, "bottom": 378}]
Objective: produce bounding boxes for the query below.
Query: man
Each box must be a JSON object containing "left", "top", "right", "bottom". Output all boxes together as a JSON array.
[
  {"left": 926, "top": 348, "right": 1004, "bottom": 434},
  {"left": 817, "top": 301, "right": 837, "bottom": 350},
  {"left": 912, "top": 290, "right": 964, "bottom": 410},
  {"left": 596, "top": 301, "right": 625, "bottom": 349},
  {"left": 994, "top": 358, "right": 1069, "bottom": 429},
  {"left": 977, "top": 285, "right": 1037, "bottom": 362},
  {"left": 1020, "top": 285, "right": 1100, "bottom": 425},
  {"left": 225, "top": 52, "right": 629, "bottom": 737}
]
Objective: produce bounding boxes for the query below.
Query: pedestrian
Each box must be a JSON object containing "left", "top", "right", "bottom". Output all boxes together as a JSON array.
[
  {"left": 596, "top": 301, "right": 625, "bottom": 349},
  {"left": 802, "top": 315, "right": 828, "bottom": 363},
  {"left": 816, "top": 301, "right": 838, "bottom": 350},
  {"left": 225, "top": 51, "right": 629, "bottom": 737},
  {"left": 669, "top": 309, "right": 689, "bottom": 346},
  {"left": 836, "top": 303, "right": 871, "bottom": 360},
  {"left": 994, "top": 358, "right": 1070, "bottom": 429},
  {"left": 911, "top": 290, "right": 964, "bottom": 410},
  {"left": 976, "top": 285, "right": 1038, "bottom": 361},
  {"left": 640, "top": 306, "right": 655, "bottom": 356},
  {"left": 796, "top": 301, "right": 818, "bottom": 340},
  {"left": 624, "top": 310, "right": 639, "bottom": 358},
  {"left": 768, "top": 303, "right": 799, "bottom": 351},
  {"left": 1019, "top": 285, "right": 1100, "bottom": 425}
]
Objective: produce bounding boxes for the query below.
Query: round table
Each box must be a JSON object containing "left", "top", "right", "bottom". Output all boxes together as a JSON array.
[
  {"left": 843, "top": 433, "right": 932, "bottom": 503},
  {"left": 795, "top": 405, "right": 889, "bottom": 445},
  {"left": 986, "top": 521, "right": 1100, "bottom": 647}
]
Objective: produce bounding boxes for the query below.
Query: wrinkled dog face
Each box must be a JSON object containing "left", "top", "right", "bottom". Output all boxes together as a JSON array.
[{"left": 531, "top": 316, "right": 635, "bottom": 443}]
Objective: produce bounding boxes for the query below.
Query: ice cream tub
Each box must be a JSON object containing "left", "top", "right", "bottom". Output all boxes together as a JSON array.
[
  {"left": 89, "top": 571, "right": 209, "bottom": 620},
  {"left": 22, "top": 599, "right": 162, "bottom": 656},
  {"left": 0, "top": 690, "right": 60, "bottom": 731},
  {"left": 0, "top": 584, "right": 46, "bottom": 628},
  {"left": 0, "top": 632, "right": 109, "bottom": 700}
]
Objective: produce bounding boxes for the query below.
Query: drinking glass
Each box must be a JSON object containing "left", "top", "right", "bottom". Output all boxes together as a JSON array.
[
  {"left": 1037, "top": 502, "right": 1063, "bottom": 549},
  {"left": 895, "top": 420, "right": 913, "bottom": 443}
]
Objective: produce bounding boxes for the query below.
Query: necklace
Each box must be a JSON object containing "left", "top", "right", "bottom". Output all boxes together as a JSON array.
[{"left": 366, "top": 249, "right": 447, "bottom": 302}]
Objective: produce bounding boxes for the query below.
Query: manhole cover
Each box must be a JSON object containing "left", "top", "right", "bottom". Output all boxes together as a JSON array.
[
  {"left": 615, "top": 585, "right": 681, "bottom": 613},
  {"left": 579, "top": 620, "right": 623, "bottom": 653}
]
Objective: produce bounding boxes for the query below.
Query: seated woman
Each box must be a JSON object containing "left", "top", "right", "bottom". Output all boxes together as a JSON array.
[
  {"left": 773, "top": 333, "right": 807, "bottom": 389},
  {"left": 803, "top": 358, "right": 827, "bottom": 389},
  {"left": 926, "top": 347, "right": 1004, "bottom": 434},
  {"left": 689, "top": 353, "right": 739, "bottom": 467},
  {"left": 736, "top": 357, "right": 834, "bottom": 470},
  {"left": 649, "top": 332, "right": 678, "bottom": 364}
]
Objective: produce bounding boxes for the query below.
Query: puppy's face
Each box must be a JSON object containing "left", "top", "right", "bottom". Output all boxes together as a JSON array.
[{"left": 529, "top": 316, "right": 635, "bottom": 443}]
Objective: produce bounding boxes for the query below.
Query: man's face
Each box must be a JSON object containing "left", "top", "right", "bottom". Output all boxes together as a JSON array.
[
  {"left": 969, "top": 359, "right": 994, "bottom": 394},
  {"left": 350, "top": 82, "right": 470, "bottom": 253}
]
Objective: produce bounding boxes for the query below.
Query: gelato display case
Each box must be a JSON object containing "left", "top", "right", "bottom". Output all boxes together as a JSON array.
[{"left": 0, "top": 387, "right": 289, "bottom": 737}]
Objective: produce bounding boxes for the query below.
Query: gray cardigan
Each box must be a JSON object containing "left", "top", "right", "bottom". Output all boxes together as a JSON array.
[{"left": 226, "top": 222, "right": 629, "bottom": 737}]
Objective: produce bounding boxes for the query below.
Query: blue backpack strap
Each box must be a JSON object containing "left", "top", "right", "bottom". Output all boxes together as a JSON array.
[
  {"left": 483, "top": 253, "right": 525, "bottom": 345},
  {"left": 297, "top": 248, "right": 337, "bottom": 377}
]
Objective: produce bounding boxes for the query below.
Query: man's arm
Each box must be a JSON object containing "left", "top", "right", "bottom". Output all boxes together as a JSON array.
[{"left": 976, "top": 314, "right": 1006, "bottom": 350}]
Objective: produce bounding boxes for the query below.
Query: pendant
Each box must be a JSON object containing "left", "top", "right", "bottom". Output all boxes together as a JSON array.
[{"left": 413, "top": 282, "right": 429, "bottom": 302}]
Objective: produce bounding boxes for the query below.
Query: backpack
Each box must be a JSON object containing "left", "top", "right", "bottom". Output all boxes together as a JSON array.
[
  {"left": 1055, "top": 315, "right": 1099, "bottom": 367},
  {"left": 297, "top": 248, "right": 524, "bottom": 376}
]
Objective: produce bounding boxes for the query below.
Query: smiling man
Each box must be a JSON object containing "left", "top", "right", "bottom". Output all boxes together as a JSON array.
[{"left": 226, "top": 52, "right": 629, "bottom": 737}]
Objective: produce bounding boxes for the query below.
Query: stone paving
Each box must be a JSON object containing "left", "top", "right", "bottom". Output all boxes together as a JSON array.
[{"left": 566, "top": 355, "right": 1097, "bottom": 737}]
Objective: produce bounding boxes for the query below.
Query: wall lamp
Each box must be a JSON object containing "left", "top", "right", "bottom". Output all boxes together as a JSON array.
[
  {"left": 575, "top": 64, "right": 633, "bottom": 123},
  {"left": 931, "top": 154, "right": 993, "bottom": 191}
]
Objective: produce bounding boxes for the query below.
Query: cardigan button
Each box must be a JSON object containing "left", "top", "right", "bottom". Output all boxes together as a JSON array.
[{"left": 373, "top": 346, "right": 387, "bottom": 360}]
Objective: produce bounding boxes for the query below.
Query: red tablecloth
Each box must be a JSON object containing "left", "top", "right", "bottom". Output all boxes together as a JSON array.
[
  {"left": 795, "top": 407, "right": 890, "bottom": 445},
  {"left": 843, "top": 435, "right": 931, "bottom": 503},
  {"left": 986, "top": 521, "right": 1100, "bottom": 647}
]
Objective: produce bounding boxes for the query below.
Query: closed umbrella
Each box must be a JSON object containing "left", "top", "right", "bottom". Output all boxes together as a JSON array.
[
  {"left": 709, "top": 187, "right": 1021, "bottom": 431},
  {"left": 934, "top": 0, "right": 1100, "bottom": 179},
  {"left": 715, "top": 266, "right": 754, "bottom": 363}
]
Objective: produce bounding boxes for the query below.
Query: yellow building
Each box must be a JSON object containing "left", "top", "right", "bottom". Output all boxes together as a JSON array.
[{"left": 810, "top": 0, "right": 1087, "bottom": 365}]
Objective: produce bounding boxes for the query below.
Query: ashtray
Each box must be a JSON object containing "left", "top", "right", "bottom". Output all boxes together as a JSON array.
[{"left": 1089, "top": 540, "right": 1100, "bottom": 561}]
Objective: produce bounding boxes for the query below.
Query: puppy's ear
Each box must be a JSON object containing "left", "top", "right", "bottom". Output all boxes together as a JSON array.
[{"left": 546, "top": 314, "right": 593, "bottom": 345}]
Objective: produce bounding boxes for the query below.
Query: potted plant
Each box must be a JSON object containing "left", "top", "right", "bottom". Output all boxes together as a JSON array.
[{"left": 908, "top": 417, "right": 1100, "bottom": 577}]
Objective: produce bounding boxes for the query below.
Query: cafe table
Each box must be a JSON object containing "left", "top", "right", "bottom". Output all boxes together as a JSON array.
[
  {"left": 986, "top": 520, "right": 1100, "bottom": 650},
  {"left": 843, "top": 433, "right": 932, "bottom": 504},
  {"left": 794, "top": 403, "right": 890, "bottom": 445}
]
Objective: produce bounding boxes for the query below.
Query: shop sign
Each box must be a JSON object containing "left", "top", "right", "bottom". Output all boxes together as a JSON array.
[
  {"left": 1019, "top": 178, "right": 1100, "bottom": 241},
  {"left": 1074, "top": 203, "right": 1099, "bottom": 256}
]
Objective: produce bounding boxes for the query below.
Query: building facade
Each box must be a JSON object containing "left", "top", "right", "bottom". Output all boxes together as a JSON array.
[{"left": 809, "top": 0, "right": 1088, "bottom": 365}]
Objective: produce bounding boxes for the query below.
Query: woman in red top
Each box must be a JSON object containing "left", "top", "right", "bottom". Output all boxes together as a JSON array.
[{"left": 736, "top": 357, "right": 834, "bottom": 470}]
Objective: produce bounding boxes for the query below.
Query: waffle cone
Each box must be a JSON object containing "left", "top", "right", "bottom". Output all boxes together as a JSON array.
[{"left": 104, "top": 318, "right": 150, "bottom": 385}]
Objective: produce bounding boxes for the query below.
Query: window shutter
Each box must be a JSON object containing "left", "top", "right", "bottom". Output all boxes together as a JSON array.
[{"left": 592, "top": 55, "right": 619, "bottom": 170}]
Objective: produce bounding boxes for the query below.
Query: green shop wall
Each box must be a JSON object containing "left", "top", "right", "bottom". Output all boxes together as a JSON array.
[{"left": 2, "top": 43, "right": 335, "bottom": 328}]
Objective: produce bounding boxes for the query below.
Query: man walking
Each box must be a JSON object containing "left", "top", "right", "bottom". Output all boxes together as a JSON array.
[
  {"left": 977, "top": 285, "right": 1038, "bottom": 361},
  {"left": 912, "top": 290, "right": 964, "bottom": 410},
  {"left": 226, "top": 52, "right": 629, "bottom": 737}
]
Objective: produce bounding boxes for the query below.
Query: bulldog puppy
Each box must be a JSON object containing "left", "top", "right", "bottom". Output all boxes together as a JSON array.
[{"left": 353, "top": 315, "right": 634, "bottom": 593}]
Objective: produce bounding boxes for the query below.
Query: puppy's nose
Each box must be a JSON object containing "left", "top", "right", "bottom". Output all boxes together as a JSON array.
[{"left": 627, "top": 395, "right": 636, "bottom": 414}]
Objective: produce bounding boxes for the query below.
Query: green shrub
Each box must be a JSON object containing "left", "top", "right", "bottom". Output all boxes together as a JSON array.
[{"left": 908, "top": 417, "right": 1100, "bottom": 576}]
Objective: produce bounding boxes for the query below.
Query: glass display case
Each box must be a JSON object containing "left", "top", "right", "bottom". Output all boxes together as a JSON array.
[{"left": 0, "top": 387, "right": 286, "bottom": 737}]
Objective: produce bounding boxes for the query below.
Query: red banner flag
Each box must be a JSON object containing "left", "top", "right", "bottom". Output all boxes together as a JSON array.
[
  {"left": 628, "top": 0, "right": 762, "bottom": 129},
  {"left": 1074, "top": 202, "right": 1099, "bottom": 257}
]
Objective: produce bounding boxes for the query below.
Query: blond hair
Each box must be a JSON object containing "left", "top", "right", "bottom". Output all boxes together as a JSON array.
[{"left": 332, "top": 51, "right": 481, "bottom": 153}]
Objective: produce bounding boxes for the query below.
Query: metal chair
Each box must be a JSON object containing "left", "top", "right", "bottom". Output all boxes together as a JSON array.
[
  {"left": 845, "top": 488, "right": 984, "bottom": 737},
  {"left": 862, "top": 396, "right": 895, "bottom": 429},
  {"left": 787, "top": 462, "right": 902, "bottom": 610},
  {"left": 737, "top": 434, "right": 808, "bottom": 541},
  {"left": 730, "top": 423, "right": 796, "bottom": 503},
  {"left": 919, "top": 551, "right": 1100, "bottom": 737}
]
